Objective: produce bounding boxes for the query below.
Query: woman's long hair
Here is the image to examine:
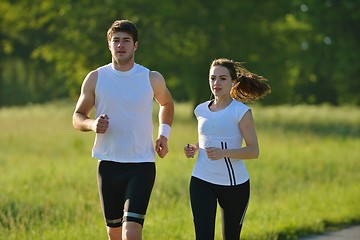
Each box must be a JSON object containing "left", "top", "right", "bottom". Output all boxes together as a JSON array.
[{"left": 211, "top": 58, "right": 271, "bottom": 103}]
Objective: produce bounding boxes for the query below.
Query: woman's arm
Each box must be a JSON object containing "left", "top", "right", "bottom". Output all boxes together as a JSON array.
[{"left": 206, "top": 110, "right": 259, "bottom": 160}]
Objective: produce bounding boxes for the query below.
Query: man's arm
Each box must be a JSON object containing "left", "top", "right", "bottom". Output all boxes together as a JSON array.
[
  {"left": 72, "top": 70, "right": 109, "bottom": 133},
  {"left": 150, "top": 71, "right": 174, "bottom": 158}
]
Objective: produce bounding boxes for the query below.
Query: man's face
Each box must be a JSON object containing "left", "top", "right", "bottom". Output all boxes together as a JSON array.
[{"left": 108, "top": 31, "right": 138, "bottom": 64}]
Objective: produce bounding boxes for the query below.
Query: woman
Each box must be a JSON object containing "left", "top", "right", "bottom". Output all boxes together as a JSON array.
[{"left": 184, "top": 58, "right": 271, "bottom": 240}]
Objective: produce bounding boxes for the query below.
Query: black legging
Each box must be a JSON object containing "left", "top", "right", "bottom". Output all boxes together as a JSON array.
[{"left": 190, "top": 177, "right": 250, "bottom": 240}]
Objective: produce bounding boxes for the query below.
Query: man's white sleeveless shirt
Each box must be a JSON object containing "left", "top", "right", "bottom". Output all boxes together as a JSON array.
[
  {"left": 192, "top": 100, "right": 250, "bottom": 186},
  {"left": 92, "top": 63, "right": 156, "bottom": 163}
]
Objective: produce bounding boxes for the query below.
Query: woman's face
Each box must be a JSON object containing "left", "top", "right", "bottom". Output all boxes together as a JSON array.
[{"left": 209, "top": 66, "right": 233, "bottom": 98}]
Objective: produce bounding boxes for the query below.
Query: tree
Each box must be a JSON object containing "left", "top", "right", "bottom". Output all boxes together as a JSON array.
[
  {"left": 290, "top": 0, "right": 360, "bottom": 104},
  {"left": 1, "top": 0, "right": 359, "bottom": 107}
]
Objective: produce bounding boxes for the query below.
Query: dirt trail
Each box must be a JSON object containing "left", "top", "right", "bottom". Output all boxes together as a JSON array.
[{"left": 299, "top": 225, "right": 360, "bottom": 240}]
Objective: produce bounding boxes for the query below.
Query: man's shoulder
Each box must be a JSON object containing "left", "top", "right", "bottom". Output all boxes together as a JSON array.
[
  {"left": 96, "top": 63, "right": 112, "bottom": 72},
  {"left": 149, "top": 70, "right": 165, "bottom": 87},
  {"left": 135, "top": 63, "right": 150, "bottom": 71},
  {"left": 149, "top": 70, "right": 163, "bottom": 79}
]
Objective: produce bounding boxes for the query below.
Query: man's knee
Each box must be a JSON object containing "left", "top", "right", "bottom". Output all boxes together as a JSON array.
[
  {"left": 122, "top": 222, "right": 142, "bottom": 240},
  {"left": 107, "top": 226, "right": 122, "bottom": 240}
]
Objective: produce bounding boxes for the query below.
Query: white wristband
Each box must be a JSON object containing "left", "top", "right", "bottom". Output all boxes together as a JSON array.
[{"left": 158, "top": 124, "right": 171, "bottom": 139}]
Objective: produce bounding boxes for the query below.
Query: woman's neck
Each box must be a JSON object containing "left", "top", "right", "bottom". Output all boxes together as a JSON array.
[{"left": 211, "top": 95, "right": 232, "bottom": 111}]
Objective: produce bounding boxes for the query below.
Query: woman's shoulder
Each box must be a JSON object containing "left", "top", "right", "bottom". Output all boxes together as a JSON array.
[
  {"left": 194, "top": 101, "right": 211, "bottom": 115},
  {"left": 195, "top": 101, "right": 211, "bottom": 110},
  {"left": 229, "top": 100, "right": 251, "bottom": 120},
  {"left": 231, "top": 99, "right": 250, "bottom": 110}
]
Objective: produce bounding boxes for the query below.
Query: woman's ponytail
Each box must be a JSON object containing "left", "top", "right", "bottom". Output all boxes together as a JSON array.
[
  {"left": 211, "top": 58, "right": 271, "bottom": 103},
  {"left": 231, "top": 62, "right": 271, "bottom": 102}
]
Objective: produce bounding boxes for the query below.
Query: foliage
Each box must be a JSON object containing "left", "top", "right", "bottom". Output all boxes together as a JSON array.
[
  {"left": 0, "top": 101, "right": 359, "bottom": 239},
  {"left": 0, "top": 0, "right": 359, "bottom": 106}
]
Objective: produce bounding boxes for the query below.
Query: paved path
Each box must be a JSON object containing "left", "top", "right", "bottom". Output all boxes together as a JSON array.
[{"left": 299, "top": 225, "right": 360, "bottom": 240}]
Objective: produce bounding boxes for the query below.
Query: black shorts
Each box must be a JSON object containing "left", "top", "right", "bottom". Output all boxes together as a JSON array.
[{"left": 97, "top": 160, "right": 156, "bottom": 228}]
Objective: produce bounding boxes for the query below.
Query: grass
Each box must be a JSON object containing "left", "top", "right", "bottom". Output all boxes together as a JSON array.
[{"left": 0, "top": 101, "right": 359, "bottom": 239}]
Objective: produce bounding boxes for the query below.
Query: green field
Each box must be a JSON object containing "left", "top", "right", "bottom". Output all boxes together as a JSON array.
[{"left": 0, "top": 101, "right": 359, "bottom": 240}]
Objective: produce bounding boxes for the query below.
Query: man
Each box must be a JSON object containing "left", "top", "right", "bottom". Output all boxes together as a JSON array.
[{"left": 72, "top": 20, "right": 174, "bottom": 240}]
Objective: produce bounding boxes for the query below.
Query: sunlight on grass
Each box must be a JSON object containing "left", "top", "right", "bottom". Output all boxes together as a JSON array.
[{"left": 0, "top": 101, "right": 359, "bottom": 239}]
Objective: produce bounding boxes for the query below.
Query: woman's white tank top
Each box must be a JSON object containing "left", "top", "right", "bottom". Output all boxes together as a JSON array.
[{"left": 192, "top": 100, "right": 250, "bottom": 185}]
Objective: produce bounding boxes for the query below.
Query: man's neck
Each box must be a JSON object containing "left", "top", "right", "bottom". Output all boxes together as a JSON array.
[{"left": 112, "top": 59, "right": 135, "bottom": 72}]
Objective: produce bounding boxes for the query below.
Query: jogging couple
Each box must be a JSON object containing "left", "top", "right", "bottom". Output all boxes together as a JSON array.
[{"left": 73, "top": 19, "right": 270, "bottom": 240}]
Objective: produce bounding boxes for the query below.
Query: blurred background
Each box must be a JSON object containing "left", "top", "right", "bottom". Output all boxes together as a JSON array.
[
  {"left": 0, "top": 0, "right": 359, "bottom": 108},
  {"left": 1, "top": 1, "right": 360, "bottom": 239}
]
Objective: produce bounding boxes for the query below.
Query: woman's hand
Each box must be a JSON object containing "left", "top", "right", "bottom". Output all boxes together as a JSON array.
[
  {"left": 206, "top": 147, "right": 225, "bottom": 160},
  {"left": 184, "top": 144, "right": 198, "bottom": 158}
]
